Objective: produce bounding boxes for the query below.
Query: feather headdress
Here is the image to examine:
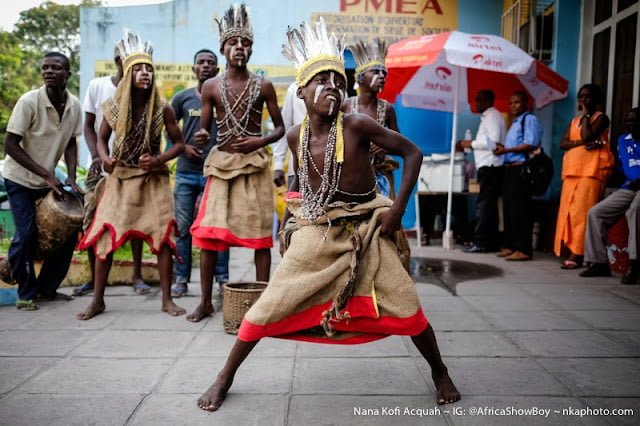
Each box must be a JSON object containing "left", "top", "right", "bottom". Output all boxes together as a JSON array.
[
  {"left": 216, "top": 3, "right": 254, "bottom": 49},
  {"left": 282, "top": 17, "right": 345, "bottom": 87},
  {"left": 350, "top": 38, "right": 388, "bottom": 76},
  {"left": 116, "top": 29, "right": 154, "bottom": 73}
]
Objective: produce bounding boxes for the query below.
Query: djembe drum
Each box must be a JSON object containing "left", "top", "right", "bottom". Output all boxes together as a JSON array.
[{"left": 34, "top": 190, "right": 84, "bottom": 259}]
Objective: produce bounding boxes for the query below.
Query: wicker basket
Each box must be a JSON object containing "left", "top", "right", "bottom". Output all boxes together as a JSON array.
[{"left": 222, "top": 281, "right": 267, "bottom": 335}]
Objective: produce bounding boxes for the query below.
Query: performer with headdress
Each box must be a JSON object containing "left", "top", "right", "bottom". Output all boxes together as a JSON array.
[
  {"left": 77, "top": 30, "right": 187, "bottom": 320},
  {"left": 342, "top": 38, "right": 400, "bottom": 198},
  {"left": 196, "top": 17, "right": 460, "bottom": 412},
  {"left": 188, "top": 3, "right": 284, "bottom": 322}
]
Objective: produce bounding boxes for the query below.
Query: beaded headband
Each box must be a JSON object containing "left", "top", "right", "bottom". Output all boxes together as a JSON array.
[
  {"left": 116, "top": 29, "right": 153, "bottom": 73},
  {"left": 216, "top": 3, "right": 254, "bottom": 49},
  {"left": 350, "top": 38, "right": 388, "bottom": 76},
  {"left": 282, "top": 17, "right": 346, "bottom": 87}
]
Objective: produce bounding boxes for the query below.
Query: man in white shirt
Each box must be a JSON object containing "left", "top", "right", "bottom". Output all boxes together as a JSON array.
[
  {"left": 272, "top": 81, "right": 307, "bottom": 188},
  {"left": 457, "top": 90, "right": 506, "bottom": 253}
]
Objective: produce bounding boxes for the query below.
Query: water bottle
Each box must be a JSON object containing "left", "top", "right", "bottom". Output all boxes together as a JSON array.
[{"left": 463, "top": 129, "right": 472, "bottom": 153}]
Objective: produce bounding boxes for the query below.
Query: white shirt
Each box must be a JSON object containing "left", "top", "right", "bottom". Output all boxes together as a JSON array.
[
  {"left": 82, "top": 76, "right": 117, "bottom": 164},
  {"left": 470, "top": 106, "right": 506, "bottom": 168},
  {"left": 273, "top": 82, "right": 307, "bottom": 178}
]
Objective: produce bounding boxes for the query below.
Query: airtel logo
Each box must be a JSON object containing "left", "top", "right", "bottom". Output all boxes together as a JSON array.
[
  {"left": 473, "top": 54, "right": 484, "bottom": 63},
  {"left": 435, "top": 66, "right": 452, "bottom": 80},
  {"left": 470, "top": 35, "right": 491, "bottom": 42}
]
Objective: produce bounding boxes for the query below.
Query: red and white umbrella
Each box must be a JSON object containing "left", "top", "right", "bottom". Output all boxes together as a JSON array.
[{"left": 380, "top": 31, "right": 568, "bottom": 248}]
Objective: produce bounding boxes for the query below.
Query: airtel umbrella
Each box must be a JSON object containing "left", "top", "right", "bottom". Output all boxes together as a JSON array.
[{"left": 380, "top": 31, "right": 568, "bottom": 249}]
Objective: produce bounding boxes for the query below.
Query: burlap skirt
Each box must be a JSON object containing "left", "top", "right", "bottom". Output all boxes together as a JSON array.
[
  {"left": 191, "top": 148, "right": 273, "bottom": 251},
  {"left": 79, "top": 166, "right": 178, "bottom": 260},
  {"left": 238, "top": 195, "right": 427, "bottom": 344}
]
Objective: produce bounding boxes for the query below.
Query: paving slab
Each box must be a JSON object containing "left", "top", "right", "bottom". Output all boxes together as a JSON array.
[
  {"left": 157, "top": 356, "right": 294, "bottom": 394},
  {"left": 288, "top": 394, "right": 449, "bottom": 426},
  {"left": 18, "top": 358, "right": 174, "bottom": 394},
  {"left": 505, "top": 331, "right": 640, "bottom": 357},
  {"left": 434, "top": 358, "right": 571, "bottom": 396},
  {"left": 0, "top": 357, "right": 58, "bottom": 394},
  {"left": 446, "top": 396, "right": 601, "bottom": 426},
  {"left": 426, "top": 310, "right": 495, "bottom": 331},
  {"left": 128, "top": 394, "right": 287, "bottom": 426},
  {"left": 420, "top": 331, "right": 524, "bottom": 357},
  {"left": 461, "top": 294, "right": 558, "bottom": 311},
  {"left": 581, "top": 398, "right": 640, "bottom": 426},
  {"left": 0, "top": 394, "right": 142, "bottom": 426},
  {"left": 539, "top": 359, "right": 640, "bottom": 397},
  {"left": 481, "top": 310, "right": 592, "bottom": 331},
  {"left": 568, "top": 310, "right": 640, "bottom": 331},
  {"left": 0, "top": 330, "right": 91, "bottom": 357},
  {"left": 292, "top": 358, "right": 429, "bottom": 395},
  {"left": 185, "top": 332, "right": 297, "bottom": 358},
  {"left": 70, "top": 330, "right": 196, "bottom": 358}
]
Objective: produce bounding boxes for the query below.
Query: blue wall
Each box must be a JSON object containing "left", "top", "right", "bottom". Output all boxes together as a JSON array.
[{"left": 80, "top": 0, "right": 518, "bottom": 228}]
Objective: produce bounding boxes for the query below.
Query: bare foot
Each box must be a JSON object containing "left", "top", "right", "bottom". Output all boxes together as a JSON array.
[
  {"left": 197, "top": 374, "right": 233, "bottom": 411},
  {"left": 187, "top": 303, "right": 214, "bottom": 322},
  {"left": 433, "top": 372, "right": 461, "bottom": 405},
  {"left": 77, "top": 301, "right": 105, "bottom": 320},
  {"left": 162, "top": 300, "right": 186, "bottom": 316}
]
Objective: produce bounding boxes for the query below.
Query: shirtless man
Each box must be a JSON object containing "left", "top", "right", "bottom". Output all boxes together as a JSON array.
[
  {"left": 188, "top": 4, "right": 284, "bottom": 322},
  {"left": 196, "top": 18, "right": 460, "bottom": 411},
  {"left": 342, "top": 38, "right": 399, "bottom": 198}
]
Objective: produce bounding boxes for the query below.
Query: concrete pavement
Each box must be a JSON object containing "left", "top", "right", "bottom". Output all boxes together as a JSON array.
[{"left": 0, "top": 242, "right": 639, "bottom": 425}]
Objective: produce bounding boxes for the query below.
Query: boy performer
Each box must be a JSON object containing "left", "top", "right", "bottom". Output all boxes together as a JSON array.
[
  {"left": 189, "top": 4, "right": 284, "bottom": 322},
  {"left": 196, "top": 18, "right": 460, "bottom": 411},
  {"left": 77, "top": 30, "right": 187, "bottom": 320},
  {"left": 343, "top": 38, "right": 399, "bottom": 198}
]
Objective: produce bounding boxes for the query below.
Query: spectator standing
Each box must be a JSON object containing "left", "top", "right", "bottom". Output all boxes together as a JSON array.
[
  {"left": 493, "top": 91, "right": 543, "bottom": 261},
  {"left": 458, "top": 89, "right": 506, "bottom": 253},
  {"left": 2, "top": 52, "right": 82, "bottom": 310},
  {"left": 554, "top": 84, "right": 614, "bottom": 269}
]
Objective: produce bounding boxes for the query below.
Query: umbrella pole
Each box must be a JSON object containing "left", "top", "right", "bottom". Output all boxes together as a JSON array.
[{"left": 443, "top": 67, "right": 459, "bottom": 250}]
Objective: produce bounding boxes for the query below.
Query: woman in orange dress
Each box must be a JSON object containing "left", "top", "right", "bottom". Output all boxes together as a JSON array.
[{"left": 554, "top": 84, "right": 614, "bottom": 269}]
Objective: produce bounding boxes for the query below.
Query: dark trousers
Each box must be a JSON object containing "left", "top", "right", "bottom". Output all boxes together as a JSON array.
[
  {"left": 502, "top": 165, "right": 533, "bottom": 256},
  {"left": 473, "top": 166, "right": 503, "bottom": 248},
  {"left": 5, "top": 179, "right": 76, "bottom": 300}
]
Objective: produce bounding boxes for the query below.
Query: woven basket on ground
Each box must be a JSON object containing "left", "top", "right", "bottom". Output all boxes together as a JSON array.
[
  {"left": 222, "top": 281, "right": 268, "bottom": 335},
  {"left": 35, "top": 190, "right": 84, "bottom": 259}
]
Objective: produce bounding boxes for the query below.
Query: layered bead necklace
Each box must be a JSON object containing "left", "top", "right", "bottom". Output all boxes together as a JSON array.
[
  {"left": 217, "top": 71, "right": 262, "bottom": 147},
  {"left": 298, "top": 113, "right": 343, "bottom": 224},
  {"left": 350, "top": 97, "right": 387, "bottom": 125}
]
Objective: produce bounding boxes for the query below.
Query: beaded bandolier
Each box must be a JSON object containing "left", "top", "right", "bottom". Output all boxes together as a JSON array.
[{"left": 216, "top": 71, "right": 263, "bottom": 147}]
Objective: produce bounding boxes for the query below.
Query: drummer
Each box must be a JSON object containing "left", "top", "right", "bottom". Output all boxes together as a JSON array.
[{"left": 2, "top": 51, "right": 82, "bottom": 311}]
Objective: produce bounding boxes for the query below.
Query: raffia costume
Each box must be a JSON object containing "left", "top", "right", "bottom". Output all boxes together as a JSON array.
[
  {"left": 237, "top": 19, "right": 427, "bottom": 344},
  {"left": 79, "top": 33, "right": 178, "bottom": 260},
  {"left": 190, "top": 5, "right": 273, "bottom": 251}
]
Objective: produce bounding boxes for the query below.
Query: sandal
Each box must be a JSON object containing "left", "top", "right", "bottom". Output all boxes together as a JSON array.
[
  {"left": 171, "top": 283, "right": 188, "bottom": 298},
  {"left": 133, "top": 280, "right": 152, "bottom": 295},
  {"left": 73, "top": 282, "right": 94, "bottom": 296},
  {"left": 35, "top": 292, "right": 74, "bottom": 301},
  {"left": 560, "top": 259, "right": 582, "bottom": 270},
  {"left": 16, "top": 299, "right": 39, "bottom": 311}
]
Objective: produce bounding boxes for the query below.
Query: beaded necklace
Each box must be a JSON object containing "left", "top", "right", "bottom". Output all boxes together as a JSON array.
[
  {"left": 350, "top": 96, "right": 387, "bottom": 125},
  {"left": 216, "top": 71, "right": 262, "bottom": 147},
  {"left": 298, "top": 112, "right": 377, "bottom": 224}
]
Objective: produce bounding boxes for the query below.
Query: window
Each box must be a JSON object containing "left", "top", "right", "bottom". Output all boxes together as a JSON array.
[{"left": 502, "top": 0, "right": 555, "bottom": 63}]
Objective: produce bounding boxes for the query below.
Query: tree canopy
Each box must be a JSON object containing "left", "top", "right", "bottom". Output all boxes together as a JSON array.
[{"left": 0, "top": 1, "right": 102, "bottom": 152}]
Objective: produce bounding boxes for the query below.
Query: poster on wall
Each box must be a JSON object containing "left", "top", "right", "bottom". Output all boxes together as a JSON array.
[{"left": 313, "top": 0, "right": 458, "bottom": 45}]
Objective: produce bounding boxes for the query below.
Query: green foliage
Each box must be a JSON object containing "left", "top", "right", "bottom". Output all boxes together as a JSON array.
[
  {"left": 1, "top": 1, "right": 103, "bottom": 155},
  {"left": 0, "top": 31, "right": 41, "bottom": 152}
]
